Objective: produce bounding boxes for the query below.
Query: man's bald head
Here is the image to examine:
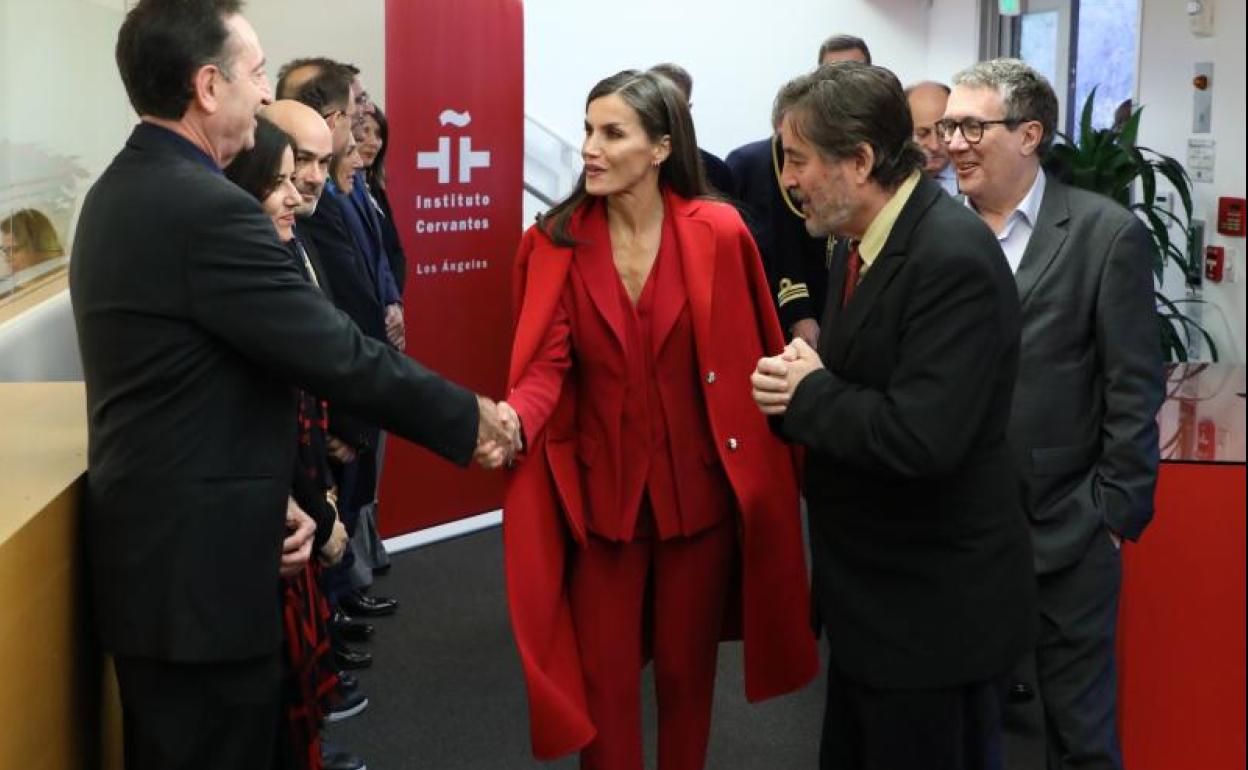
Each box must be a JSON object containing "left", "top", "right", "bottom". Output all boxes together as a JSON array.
[
  {"left": 262, "top": 100, "right": 334, "bottom": 216},
  {"left": 906, "top": 81, "right": 952, "bottom": 177}
]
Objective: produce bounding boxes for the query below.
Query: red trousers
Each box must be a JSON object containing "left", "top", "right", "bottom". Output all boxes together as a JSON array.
[{"left": 570, "top": 517, "right": 737, "bottom": 770}]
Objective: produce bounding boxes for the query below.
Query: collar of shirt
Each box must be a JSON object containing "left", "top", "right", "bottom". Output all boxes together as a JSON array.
[
  {"left": 858, "top": 170, "right": 922, "bottom": 271},
  {"left": 967, "top": 167, "right": 1046, "bottom": 236},
  {"left": 966, "top": 168, "right": 1046, "bottom": 273},
  {"left": 133, "top": 121, "right": 222, "bottom": 176}
]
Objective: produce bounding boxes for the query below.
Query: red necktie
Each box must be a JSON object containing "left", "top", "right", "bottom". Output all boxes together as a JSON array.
[{"left": 842, "top": 242, "right": 862, "bottom": 308}]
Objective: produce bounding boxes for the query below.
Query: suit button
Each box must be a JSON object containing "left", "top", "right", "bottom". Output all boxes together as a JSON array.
[
  {"left": 726, "top": 438, "right": 739, "bottom": 451},
  {"left": 706, "top": 371, "right": 717, "bottom": 384}
]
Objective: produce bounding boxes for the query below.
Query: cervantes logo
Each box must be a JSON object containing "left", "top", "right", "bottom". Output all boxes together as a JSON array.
[{"left": 411, "top": 107, "right": 494, "bottom": 276}]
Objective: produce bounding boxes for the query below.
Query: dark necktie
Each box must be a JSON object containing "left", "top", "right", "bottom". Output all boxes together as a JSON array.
[{"left": 842, "top": 242, "right": 862, "bottom": 308}]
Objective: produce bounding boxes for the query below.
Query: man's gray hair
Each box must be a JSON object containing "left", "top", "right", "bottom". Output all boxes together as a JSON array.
[{"left": 953, "top": 58, "right": 1058, "bottom": 153}]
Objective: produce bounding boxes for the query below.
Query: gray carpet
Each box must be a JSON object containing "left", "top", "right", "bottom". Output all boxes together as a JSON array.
[{"left": 325, "top": 526, "right": 826, "bottom": 769}]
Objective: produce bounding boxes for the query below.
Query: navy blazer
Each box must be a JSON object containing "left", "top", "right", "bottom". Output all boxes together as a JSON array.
[
  {"left": 725, "top": 136, "right": 830, "bottom": 331},
  {"left": 347, "top": 173, "right": 401, "bottom": 306}
]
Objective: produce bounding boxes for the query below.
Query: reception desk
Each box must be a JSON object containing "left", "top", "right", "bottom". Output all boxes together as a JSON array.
[
  {"left": 1119, "top": 364, "right": 1246, "bottom": 770},
  {"left": 0, "top": 382, "right": 121, "bottom": 770}
]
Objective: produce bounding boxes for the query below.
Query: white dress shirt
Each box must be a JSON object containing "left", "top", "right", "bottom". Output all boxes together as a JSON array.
[{"left": 969, "top": 169, "right": 1047, "bottom": 274}]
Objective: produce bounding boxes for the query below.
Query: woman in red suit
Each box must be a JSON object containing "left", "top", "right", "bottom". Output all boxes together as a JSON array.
[{"left": 495, "top": 70, "right": 818, "bottom": 769}]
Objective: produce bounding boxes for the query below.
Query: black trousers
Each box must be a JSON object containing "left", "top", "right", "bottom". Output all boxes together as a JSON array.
[
  {"left": 821, "top": 656, "right": 1007, "bottom": 770},
  {"left": 1004, "top": 527, "right": 1123, "bottom": 770},
  {"left": 114, "top": 653, "right": 282, "bottom": 770}
]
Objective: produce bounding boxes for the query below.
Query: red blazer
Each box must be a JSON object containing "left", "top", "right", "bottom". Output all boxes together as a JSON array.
[
  {"left": 507, "top": 199, "right": 733, "bottom": 541},
  {"left": 502, "top": 190, "right": 818, "bottom": 759}
]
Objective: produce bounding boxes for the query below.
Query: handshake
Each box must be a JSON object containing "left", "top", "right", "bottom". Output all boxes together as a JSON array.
[{"left": 473, "top": 396, "right": 524, "bottom": 470}]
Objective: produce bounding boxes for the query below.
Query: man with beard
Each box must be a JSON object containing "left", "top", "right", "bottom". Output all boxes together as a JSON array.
[
  {"left": 751, "top": 62, "right": 1035, "bottom": 770},
  {"left": 726, "top": 34, "right": 871, "bottom": 350}
]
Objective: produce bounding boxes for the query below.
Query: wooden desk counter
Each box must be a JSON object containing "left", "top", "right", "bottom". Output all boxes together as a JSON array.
[{"left": 0, "top": 382, "right": 121, "bottom": 770}]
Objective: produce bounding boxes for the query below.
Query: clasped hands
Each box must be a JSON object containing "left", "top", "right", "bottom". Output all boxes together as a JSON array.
[
  {"left": 750, "top": 336, "right": 824, "bottom": 416},
  {"left": 474, "top": 395, "right": 523, "bottom": 469}
]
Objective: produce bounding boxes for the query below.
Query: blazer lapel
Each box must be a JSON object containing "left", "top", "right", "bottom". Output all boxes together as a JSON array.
[
  {"left": 817, "top": 239, "right": 847, "bottom": 361},
  {"left": 827, "top": 178, "right": 940, "bottom": 364},
  {"left": 572, "top": 202, "right": 628, "bottom": 354},
  {"left": 1014, "top": 181, "right": 1070, "bottom": 307}
]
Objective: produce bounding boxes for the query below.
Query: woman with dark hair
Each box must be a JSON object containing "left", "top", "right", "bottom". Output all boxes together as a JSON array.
[
  {"left": 225, "top": 116, "right": 358, "bottom": 770},
  {"left": 497, "top": 70, "right": 818, "bottom": 768},
  {"left": 356, "top": 105, "right": 408, "bottom": 293}
]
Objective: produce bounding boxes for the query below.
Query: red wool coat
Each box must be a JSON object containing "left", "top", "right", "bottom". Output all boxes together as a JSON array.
[{"left": 502, "top": 191, "right": 818, "bottom": 759}]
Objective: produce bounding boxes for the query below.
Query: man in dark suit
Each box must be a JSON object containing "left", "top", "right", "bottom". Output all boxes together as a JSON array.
[
  {"left": 726, "top": 33, "right": 869, "bottom": 350},
  {"left": 751, "top": 62, "right": 1035, "bottom": 770},
  {"left": 69, "top": 3, "right": 511, "bottom": 767},
  {"left": 945, "top": 59, "right": 1164, "bottom": 770}
]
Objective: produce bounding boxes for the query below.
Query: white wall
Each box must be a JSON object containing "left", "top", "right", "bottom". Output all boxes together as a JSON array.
[
  {"left": 1137, "top": 0, "right": 1246, "bottom": 362},
  {"left": 926, "top": 0, "right": 981, "bottom": 84},
  {"left": 245, "top": 0, "right": 386, "bottom": 106},
  {"left": 523, "top": 0, "right": 960, "bottom": 158}
]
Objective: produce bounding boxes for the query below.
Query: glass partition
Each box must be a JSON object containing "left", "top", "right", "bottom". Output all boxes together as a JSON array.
[{"left": 1, "top": 0, "right": 136, "bottom": 309}]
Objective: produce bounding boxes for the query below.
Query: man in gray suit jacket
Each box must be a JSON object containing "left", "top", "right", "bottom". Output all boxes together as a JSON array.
[{"left": 942, "top": 59, "right": 1164, "bottom": 770}]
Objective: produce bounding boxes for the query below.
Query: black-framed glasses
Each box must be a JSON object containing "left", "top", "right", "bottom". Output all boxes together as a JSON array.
[
  {"left": 934, "top": 117, "right": 1024, "bottom": 144},
  {"left": 321, "top": 109, "right": 346, "bottom": 123}
]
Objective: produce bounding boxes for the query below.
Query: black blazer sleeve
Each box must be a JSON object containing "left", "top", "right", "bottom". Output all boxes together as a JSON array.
[
  {"left": 782, "top": 241, "right": 1015, "bottom": 477},
  {"left": 186, "top": 191, "right": 477, "bottom": 465}
]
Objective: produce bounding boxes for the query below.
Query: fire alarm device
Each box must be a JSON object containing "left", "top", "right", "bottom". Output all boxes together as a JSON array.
[
  {"left": 1217, "top": 197, "right": 1246, "bottom": 236},
  {"left": 1205, "top": 245, "right": 1225, "bottom": 282}
]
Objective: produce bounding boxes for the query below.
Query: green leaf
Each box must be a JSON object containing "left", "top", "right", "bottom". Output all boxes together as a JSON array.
[
  {"left": 1147, "top": 152, "right": 1193, "bottom": 222},
  {"left": 1080, "top": 86, "right": 1098, "bottom": 141},
  {"left": 1119, "top": 106, "right": 1143, "bottom": 148},
  {"left": 1131, "top": 147, "right": 1156, "bottom": 206}
]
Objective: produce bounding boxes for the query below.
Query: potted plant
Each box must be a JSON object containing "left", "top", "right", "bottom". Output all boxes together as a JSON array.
[{"left": 1045, "top": 88, "right": 1216, "bottom": 361}]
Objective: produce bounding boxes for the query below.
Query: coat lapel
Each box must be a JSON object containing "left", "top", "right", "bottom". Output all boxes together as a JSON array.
[
  {"left": 508, "top": 236, "right": 573, "bottom": 387},
  {"left": 669, "top": 194, "right": 715, "bottom": 361},
  {"left": 1013, "top": 181, "right": 1070, "bottom": 307},
  {"left": 827, "top": 177, "right": 941, "bottom": 365},
  {"left": 572, "top": 201, "right": 629, "bottom": 354}
]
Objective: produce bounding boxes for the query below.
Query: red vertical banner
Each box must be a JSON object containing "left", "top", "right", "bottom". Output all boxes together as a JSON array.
[{"left": 380, "top": 0, "right": 524, "bottom": 536}]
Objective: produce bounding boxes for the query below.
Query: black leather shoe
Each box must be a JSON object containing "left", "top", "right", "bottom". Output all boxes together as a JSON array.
[
  {"left": 323, "top": 684, "right": 369, "bottom": 723},
  {"left": 332, "top": 608, "right": 374, "bottom": 643},
  {"left": 341, "top": 591, "right": 398, "bottom": 617},
  {"left": 1008, "top": 681, "right": 1036, "bottom": 703},
  {"left": 333, "top": 644, "right": 372, "bottom": 670},
  {"left": 337, "top": 671, "right": 359, "bottom": 694},
  {"left": 321, "top": 740, "right": 367, "bottom": 770}
]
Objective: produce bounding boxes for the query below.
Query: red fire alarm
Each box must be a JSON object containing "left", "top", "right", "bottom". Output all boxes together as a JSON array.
[
  {"left": 1218, "top": 197, "right": 1246, "bottom": 236},
  {"left": 1205, "top": 245, "right": 1225, "bottom": 282}
]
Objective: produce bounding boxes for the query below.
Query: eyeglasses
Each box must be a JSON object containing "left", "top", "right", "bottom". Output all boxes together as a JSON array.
[
  {"left": 321, "top": 109, "right": 346, "bottom": 124},
  {"left": 934, "top": 117, "right": 1024, "bottom": 144}
]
